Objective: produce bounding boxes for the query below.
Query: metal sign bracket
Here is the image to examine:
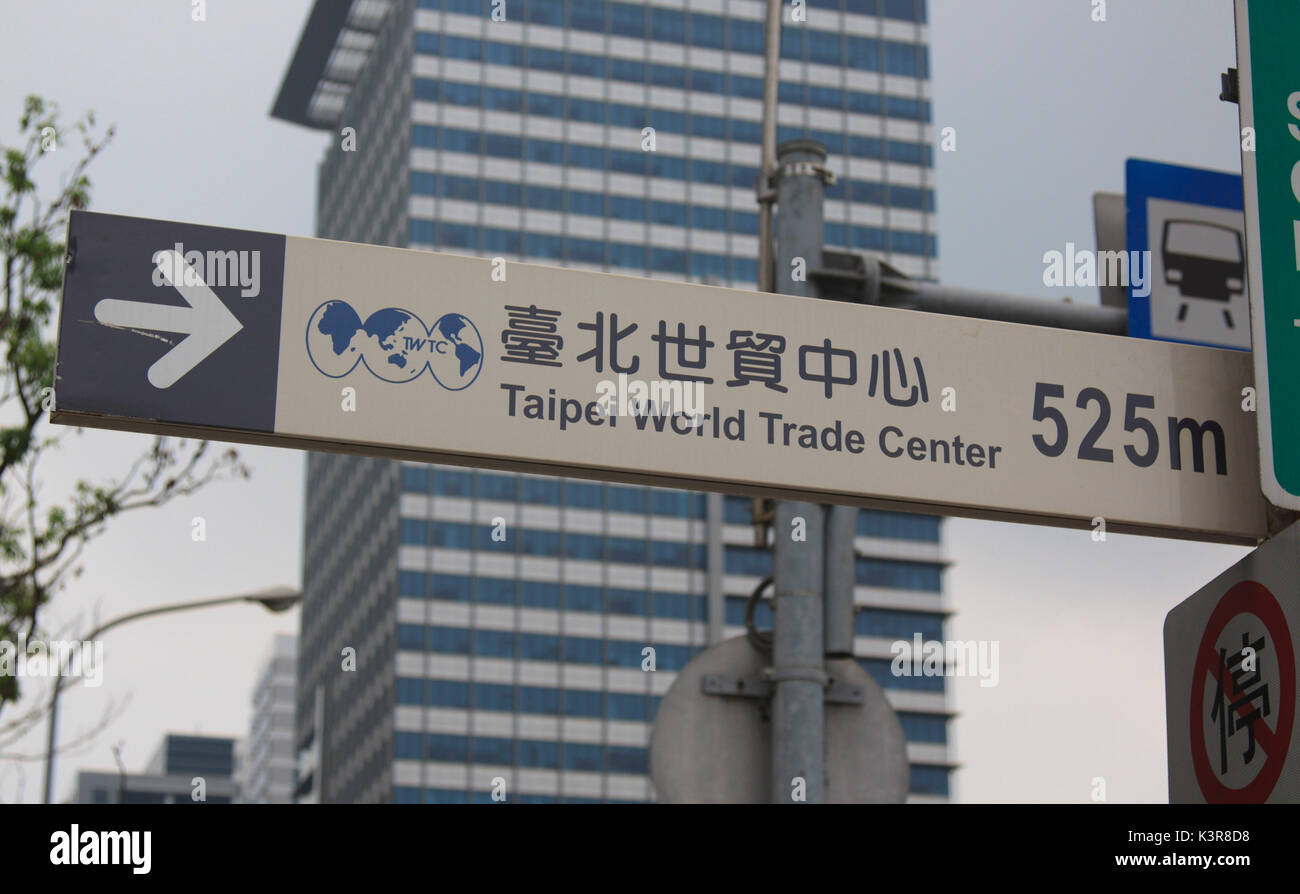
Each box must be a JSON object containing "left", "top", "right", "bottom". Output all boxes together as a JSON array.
[{"left": 700, "top": 672, "right": 865, "bottom": 706}]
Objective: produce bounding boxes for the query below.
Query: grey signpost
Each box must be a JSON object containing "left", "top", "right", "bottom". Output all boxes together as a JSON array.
[{"left": 769, "top": 139, "right": 840, "bottom": 804}]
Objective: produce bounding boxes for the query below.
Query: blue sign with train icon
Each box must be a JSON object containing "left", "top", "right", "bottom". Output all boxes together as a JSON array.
[{"left": 1126, "top": 158, "right": 1249, "bottom": 351}]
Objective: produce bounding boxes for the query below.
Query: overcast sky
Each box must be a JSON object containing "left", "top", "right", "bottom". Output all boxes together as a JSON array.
[{"left": 0, "top": 0, "right": 1254, "bottom": 803}]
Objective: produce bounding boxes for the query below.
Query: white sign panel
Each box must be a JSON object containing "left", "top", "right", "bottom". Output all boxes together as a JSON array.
[
  {"left": 54, "top": 212, "right": 1270, "bottom": 543},
  {"left": 1145, "top": 199, "right": 1249, "bottom": 347}
]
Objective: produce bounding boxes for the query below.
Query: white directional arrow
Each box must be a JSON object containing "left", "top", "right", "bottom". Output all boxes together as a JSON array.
[{"left": 93, "top": 250, "right": 244, "bottom": 389}]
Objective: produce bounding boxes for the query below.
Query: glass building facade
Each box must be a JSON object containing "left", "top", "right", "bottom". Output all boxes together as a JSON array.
[
  {"left": 274, "top": 0, "right": 951, "bottom": 803},
  {"left": 402, "top": 0, "right": 936, "bottom": 284},
  {"left": 240, "top": 634, "right": 299, "bottom": 804}
]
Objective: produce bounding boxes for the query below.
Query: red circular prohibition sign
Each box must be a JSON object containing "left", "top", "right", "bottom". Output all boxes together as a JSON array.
[{"left": 1189, "top": 580, "right": 1295, "bottom": 803}]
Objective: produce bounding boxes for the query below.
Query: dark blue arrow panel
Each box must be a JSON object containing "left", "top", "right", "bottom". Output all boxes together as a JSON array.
[{"left": 56, "top": 211, "right": 285, "bottom": 432}]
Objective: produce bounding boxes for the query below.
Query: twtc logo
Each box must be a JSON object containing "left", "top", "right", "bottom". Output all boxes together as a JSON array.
[{"left": 306, "top": 300, "right": 484, "bottom": 390}]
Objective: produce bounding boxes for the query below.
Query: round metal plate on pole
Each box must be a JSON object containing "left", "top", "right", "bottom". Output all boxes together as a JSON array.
[{"left": 649, "top": 636, "right": 908, "bottom": 803}]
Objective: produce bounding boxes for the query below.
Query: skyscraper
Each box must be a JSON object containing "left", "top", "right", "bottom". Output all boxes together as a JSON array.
[
  {"left": 274, "top": 0, "right": 950, "bottom": 803},
  {"left": 240, "top": 634, "right": 299, "bottom": 804}
]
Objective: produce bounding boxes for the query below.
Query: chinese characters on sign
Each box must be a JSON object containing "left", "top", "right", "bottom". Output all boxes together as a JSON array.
[
  {"left": 501, "top": 304, "right": 931, "bottom": 406},
  {"left": 1209, "top": 631, "right": 1272, "bottom": 777}
]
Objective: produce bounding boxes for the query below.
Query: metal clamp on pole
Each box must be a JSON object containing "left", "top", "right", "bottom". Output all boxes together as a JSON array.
[
  {"left": 766, "top": 666, "right": 829, "bottom": 686},
  {"left": 778, "top": 159, "right": 837, "bottom": 186}
]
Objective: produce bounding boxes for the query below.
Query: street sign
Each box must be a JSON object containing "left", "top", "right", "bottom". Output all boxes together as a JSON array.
[
  {"left": 647, "top": 636, "right": 908, "bottom": 803},
  {"left": 54, "top": 210, "right": 1270, "bottom": 543},
  {"left": 1164, "top": 520, "right": 1300, "bottom": 803},
  {"left": 1125, "top": 159, "right": 1249, "bottom": 351},
  {"left": 1234, "top": 0, "right": 1300, "bottom": 511}
]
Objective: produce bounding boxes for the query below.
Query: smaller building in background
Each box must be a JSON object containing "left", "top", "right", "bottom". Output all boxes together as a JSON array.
[
  {"left": 240, "top": 634, "right": 298, "bottom": 803},
  {"left": 73, "top": 733, "right": 237, "bottom": 804}
]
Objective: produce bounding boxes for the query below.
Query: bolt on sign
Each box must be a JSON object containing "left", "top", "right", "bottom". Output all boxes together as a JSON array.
[
  {"left": 1164, "top": 520, "right": 1300, "bottom": 803},
  {"left": 54, "top": 211, "right": 1269, "bottom": 543}
]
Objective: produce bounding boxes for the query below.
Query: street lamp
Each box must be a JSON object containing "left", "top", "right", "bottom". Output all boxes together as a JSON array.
[{"left": 40, "top": 585, "right": 302, "bottom": 804}]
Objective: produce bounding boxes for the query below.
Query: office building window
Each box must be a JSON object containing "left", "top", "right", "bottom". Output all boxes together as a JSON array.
[
  {"left": 565, "top": 585, "right": 603, "bottom": 613},
  {"left": 400, "top": 518, "right": 429, "bottom": 545},
  {"left": 899, "top": 712, "right": 948, "bottom": 744},
  {"left": 399, "top": 571, "right": 427, "bottom": 597},
  {"left": 432, "top": 573, "right": 471, "bottom": 601},
  {"left": 909, "top": 765, "right": 950, "bottom": 796},
  {"left": 855, "top": 608, "right": 945, "bottom": 641},
  {"left": 402, "top": 466, "right": 430, "bottom": 492},
  {"left": 855, "top": 558, "right": 942, "bottom": 592},
  {"left": 475, "top": 682, "right": 515, "bottom": 712},
  {"left": 395, "top": 732, "right": 422, "bottom": 760},
  {"left": 434, "top": 469, "right": 472, "bottom": 496},
  {"left": 859, "top": 658, "right": 945, "bottom": 692}
]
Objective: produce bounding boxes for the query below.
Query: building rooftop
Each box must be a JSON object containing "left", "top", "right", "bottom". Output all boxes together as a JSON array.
[
  {"left": 272, "top": 0, "right": 393, "bottom": 129},
  {"left": 145, "top": 733, "right": 238, "bottom": 778}
]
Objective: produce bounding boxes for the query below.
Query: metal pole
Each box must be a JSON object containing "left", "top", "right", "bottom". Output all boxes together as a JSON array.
[
  {"left": 773, "top": 139, "right": 828, "bottom": 299},
  {"left": 769, "top": 139, "right": 834, "bottom": 803},
  {"left": 706, "top": 493, "right": 725, "bottom": 645},
  {"left": 43, "top": 679, "right": 63, "bottom": 804},
  {"left": 823, "top": 506, "right": 858, "bottom": 657},
  {"left": 813, "top": 255, "right": 1129, "bottom": 335},
  {"left": 771, "top": 501, "right": 825, "bottom": 803},
  {"left": 755, "top": 0, "right": 782, "bottom": 294},
  {"left": 880, "top": 279, "right": 1129, "bottom": 335},
  {"left": 112, "top": 742, "right": 127, "bottom": 803}
]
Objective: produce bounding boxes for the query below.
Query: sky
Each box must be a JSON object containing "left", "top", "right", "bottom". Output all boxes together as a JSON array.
[{"left": 0, "top": 0, "right": 1257, "bottom": 803}]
